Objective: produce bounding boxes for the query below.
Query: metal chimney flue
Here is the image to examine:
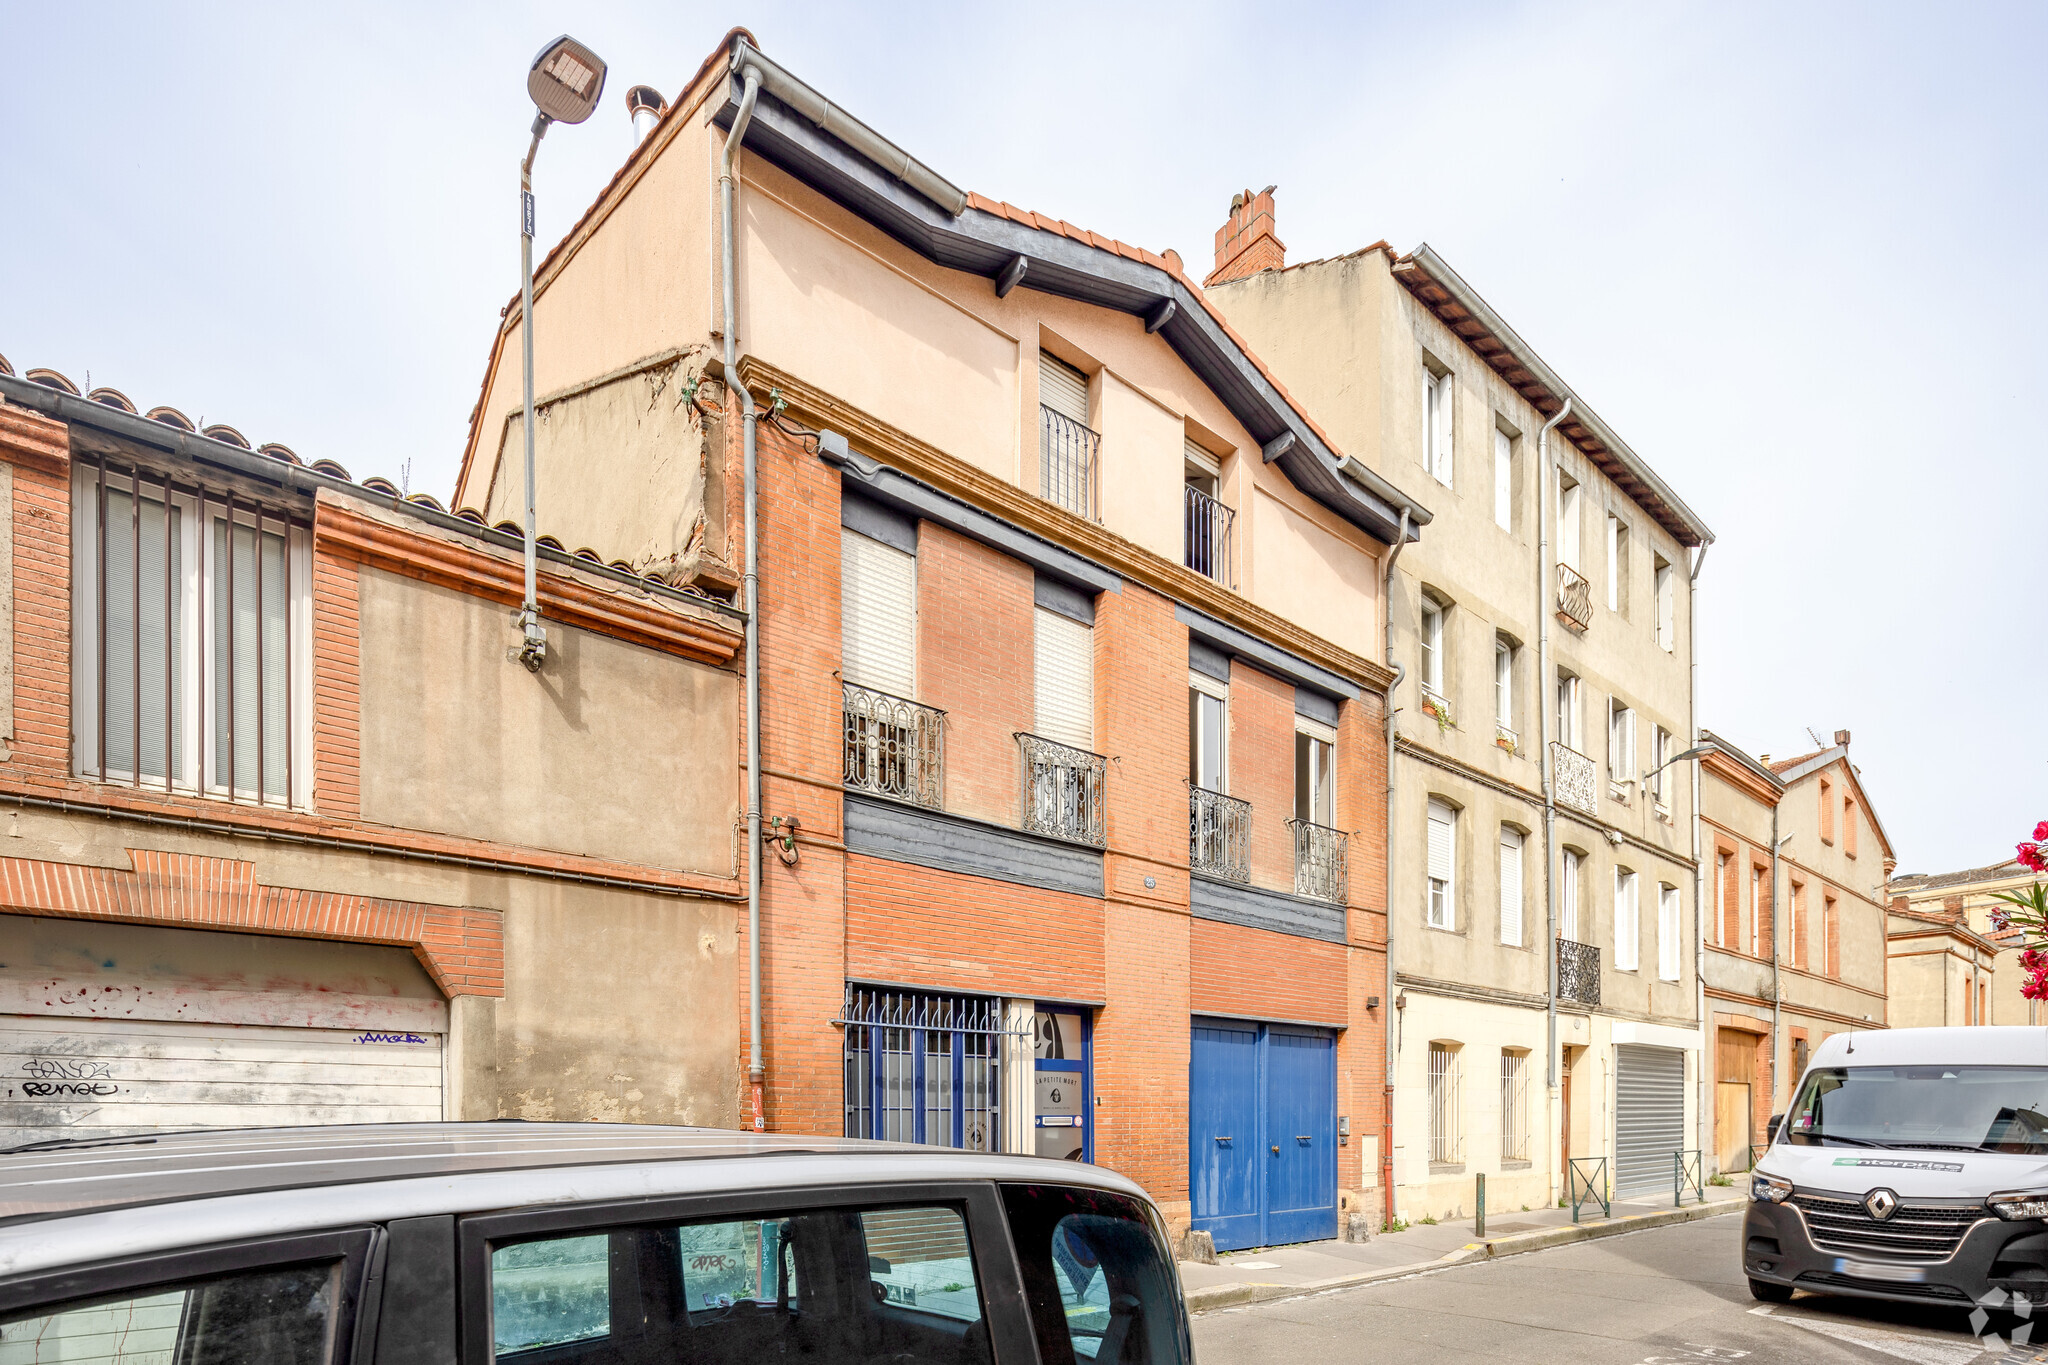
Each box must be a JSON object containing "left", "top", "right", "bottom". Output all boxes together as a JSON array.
[{"left": 627, "top": 85, "right": 668, "bottom": 144}]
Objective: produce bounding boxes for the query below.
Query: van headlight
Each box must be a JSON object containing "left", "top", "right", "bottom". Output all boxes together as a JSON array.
[
  {"left": 1988, "top": 1191, "right": 2048, "bottom": 1221},
  {"left": 1751, "top": 1172, "right": 1793, "bottom": 1203}
]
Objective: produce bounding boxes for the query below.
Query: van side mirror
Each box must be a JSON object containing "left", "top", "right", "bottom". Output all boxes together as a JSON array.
[{"left": 1766, "top": 1114, "right": 1783, "bottom": 1143}]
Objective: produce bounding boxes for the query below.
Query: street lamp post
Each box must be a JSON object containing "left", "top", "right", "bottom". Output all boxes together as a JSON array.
[{"left": 515, "top": 35, "right": 607, "bottom": 672}]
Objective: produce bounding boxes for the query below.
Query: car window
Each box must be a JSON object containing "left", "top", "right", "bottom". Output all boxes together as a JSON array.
[
  {"left": 0, "top": 1261, "right": 339, "bottom": 1365},
  {"left": 1001, "top": 1184, "right": 1188, "bottom": 1365},
  {"left": 486, "top": 1203, "right": 990, "bottom": 1364}
]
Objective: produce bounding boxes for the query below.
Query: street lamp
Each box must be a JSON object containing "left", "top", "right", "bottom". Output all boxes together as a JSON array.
[
  {"left": 515, "top": 35, "right": 607, "bottom": 672},
  {"left": 1641, "top": 742, "right": 1718, "bottom": 786}
]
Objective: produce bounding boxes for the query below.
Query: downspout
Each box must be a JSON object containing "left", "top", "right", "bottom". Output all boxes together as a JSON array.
[
  {"left": 1536, "top": 398, "right": 1571, "bottom": 1210},
  {"left": 1380, "top": 508, "right": 1411, "bottom": 1219},
  {"left": 1689, "top": 542, "right": 1711, "bottom": 1162},
  {"left": 1770, "top": 814, "right": 1785, "bottom": 1119},
  {"left": 721, "top": 59, "right": 765, "bottom": 1129}
]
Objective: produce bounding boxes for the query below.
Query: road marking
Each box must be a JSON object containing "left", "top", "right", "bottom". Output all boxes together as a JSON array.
[
  {"left": 1230, "top": 1261, "right": 1281, "bottom": 1269},
  {"left": 1748, "top": 1304, "right": 1984, "bottom": 1364}
]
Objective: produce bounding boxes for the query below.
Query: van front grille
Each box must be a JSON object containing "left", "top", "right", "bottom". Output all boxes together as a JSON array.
[{"left": 1791, "top": 1192, "right": 1987, "bottom": 1262}]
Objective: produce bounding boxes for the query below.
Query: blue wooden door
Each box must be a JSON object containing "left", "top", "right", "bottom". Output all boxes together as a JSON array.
[
  {"left": 1264, "top": 1029, "right": 1338, "bottom": 1244},
  {"left": 1190, "top": 1020, "right": 1336, "bottom": 1250},
  {"left": 1189, "top": 1022, "right": 1261, "bottom": 1250}
]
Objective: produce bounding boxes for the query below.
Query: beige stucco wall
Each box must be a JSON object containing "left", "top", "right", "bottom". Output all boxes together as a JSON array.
[{"left": 356, "top": 568, "right": 738, "bottom": 875}]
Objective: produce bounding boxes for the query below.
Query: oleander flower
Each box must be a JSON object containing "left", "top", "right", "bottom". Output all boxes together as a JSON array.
[
  {"left": 2036, "top": 821, "right": 2048, "bottom": 842},
  {"left": 2024, "top": 967, "right": 2048, "bottom": 1002}
]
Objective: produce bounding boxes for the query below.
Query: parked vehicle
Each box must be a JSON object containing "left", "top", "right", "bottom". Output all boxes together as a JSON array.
[
  {"left": 0, "top": 1123, "right": 1193, "bottom": 1364},
  {"left": 1745, "top": 1026, "right": 2048, "bottom": 1307}
]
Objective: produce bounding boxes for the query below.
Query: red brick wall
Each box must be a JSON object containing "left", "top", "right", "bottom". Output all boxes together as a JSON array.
[
  {"left": 914, "top": 523, "right": 1033, "bottom": 827},
  {"left": 1190, "top": 917, "right": 1346, "bottom": 1023},
  {"left": 845, "top": 854, "right": 1105, "bottom": 1002},
  {"left": 1228, "top": 659, "right": 1296, "bottom": 893}
]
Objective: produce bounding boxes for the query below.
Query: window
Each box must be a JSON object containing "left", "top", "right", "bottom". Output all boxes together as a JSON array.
[
  {"left": 1607, "top": 699, "right": 1635, "bottom": 785},
  {"left": 1418, "top": 597, "right": 1445, "bottom": 699},
  {"left": 1820, "top": 777, "right": 1835, "bottom": 844},
  {"left": 0, "top": 1256, "right": 349, "bottom": 1365},
  {"left": 1649, "top": 726, "right": 1671, "bottom": 806},
  {"left": 1792, "top": 879, "right": 1809, "bottom": 969},
  {"left": 1606, "top": 513, "right": 1630, "bottom": 614},
  {"left": 1614, "top": 867, "right": 1639, "bottom": 971},
  {"left": 1426, "top": 799, "right": 1456, "bottom": 929},
  {"left": 1717, "top": 850, "right": 1737, "bottom": 948},
  {"left": 1188, "top": 676, "right": 1228, "bottom": 793},
  {"left": 1560, "top": 848, "right": 1582, "bottom": 941},
  {"left": 1658, "top": 884, "right": 1681, "bottom": 980},
  {"left": 1792, "top": 1035, "right": 1810, "bottom": 1082},
  {"left": 1556, "top": 477, "right": 1582, "bottom": 572},
  {"left": 843, "top": 986, "right": 1001, "bottom": 1150},
  {"left": 842, "top": 529, "right": 917, "bottom": 697},
  {"left": 1039, "top": 351, "right": 1097, "bottom": 519},
  {"left": 1844, "top": 793, "right": 1859, "bottom": 858},
  {"left": 1654, "top": 557, "right": 1674, "bottom": 651},
  {"left": 1823, "top": 895, "right": 1840, "bottom": 978},
  {"left": 73, "top": 460, "right": 312, "bottom": 805},
  {"left": 1034, "top": 607, "right": 1093, "bottom": 751},
  {"left": 1003, "top": 1183, "right": 1187, "bottom": 1365},
  {"left": 1294, "top": 724, "right": 1334, "bottom": 827},
  {"left": 1184, "top": 438, "right": 1230, "bottom": 583},
  {"left": 1556, "top": 672, "right": 1581, "bottom": 751},
  {"left": 1424, "top": 363, "right": 1454, "bottom": 486},
  {"left": 1494, "top": 636, "right": 1515, "bottom": 740},
  {"left": 1428, "top": 1041, "right": 1462, "bottom": 1165},
  {"left": 1500, "top": 1050, "right": 1529, "bottom": 1162},
  {"left": 1752, "top": 864, "right": 1770, "bottom": 958},
  {"left": 1493, "top": 427, "right": 1513, "bottom": 530},
  {"left": 1498, "top": 825, "right": 1524, "bottom": 947},
  {"left": 490, "top": 1203, "right": 994, "bottom": 1365}
]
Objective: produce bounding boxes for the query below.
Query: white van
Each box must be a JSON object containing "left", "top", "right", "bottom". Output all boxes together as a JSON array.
[{"left": 1745, "top": 1026, "right": 2048, "bottom": 1307}]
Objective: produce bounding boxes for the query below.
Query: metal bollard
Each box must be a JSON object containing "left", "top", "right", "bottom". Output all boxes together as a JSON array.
[{"left": 1476, "top": 1172, "right": 1486, "bottom": 1239}]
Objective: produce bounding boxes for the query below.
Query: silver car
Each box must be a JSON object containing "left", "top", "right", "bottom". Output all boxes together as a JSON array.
[{"left": 0, "top": 1124, "right": 1193, "bottom": 1365}]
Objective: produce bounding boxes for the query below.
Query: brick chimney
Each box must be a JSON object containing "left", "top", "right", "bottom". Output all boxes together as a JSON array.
[
  {"left": 1206, "top": 185, "right": 1285, "bottom": 286},
  {"left": 1834, "top": 729, "right": 1851, "bottom": 747}
]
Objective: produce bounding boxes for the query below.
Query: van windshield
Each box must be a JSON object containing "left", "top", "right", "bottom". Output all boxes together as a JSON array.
[{"left": 1786, "top": 1066, "right": 2048, "bottom": 1152}]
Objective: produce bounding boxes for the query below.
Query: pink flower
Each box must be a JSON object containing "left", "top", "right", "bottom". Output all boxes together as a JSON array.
[
  {"left": 2023, "top": 948, "right": 2047, "bottom": 973},
  {"left": 2025, "top": 968, "right": 2048, "bottom": 1002},
  {"left": 2035, "top": 821, "right": 2048, "bottom": 842},
  {"left": 1994, "top": 909, "right": 2014, "bottom": 933},
  {"left": 2021, "top": 843, "right": 2047, "bottom": 873}
]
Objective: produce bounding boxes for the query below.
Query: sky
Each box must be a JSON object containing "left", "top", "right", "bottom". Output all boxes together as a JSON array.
[{"left": 4, "top": 1, "right": 2043, "bottom": 876}]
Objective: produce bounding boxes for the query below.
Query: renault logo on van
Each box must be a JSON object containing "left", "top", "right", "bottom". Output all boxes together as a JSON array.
[{"left": 1865, "top": 1188, "right": 1900, "bottom": 1221}]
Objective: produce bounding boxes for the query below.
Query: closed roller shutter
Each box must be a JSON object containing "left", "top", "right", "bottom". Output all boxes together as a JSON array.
[
  {"left": 0, "top": 1015, "right": 443, "bottom": 1145},
  {"left": 1034, "top": 607, "right": 1092, "bottom": 750},
  {"left": 1498, "top": 827, "right": 1522, "bottom": 947},
  {"left": 841, "top": 531, "right": 917, "bottom": 698},
  {"left": 1039, "top": 353, "right": 1089, "bottom": 424},
  {"left": 1614, "top": 1043, "right": 1686, "bottom": 1198}
]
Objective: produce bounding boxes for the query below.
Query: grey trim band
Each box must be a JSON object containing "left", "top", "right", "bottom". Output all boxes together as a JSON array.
[
  {"left": 1192, "top": 1011, "right": 1346, "bottom": 1033},
  {"left": 1175, "top": 603, "right": 1359, "bottom": 702},
  {"left": 820, "top": 431, "right": 1120, "bottom": 597},
  {"left": 1190, "top": 874, "right": 1348, "bottom": 944},
  {"left": 1033, "top": 574, "right": 1095, "bottom": 626},
  {"left": 1294, "top": 687, "right": 1340, "bottom": 727},
  {"left": 840, "top": 487, "right": 917, "bottom": 554},
  {"left": 844, "top": 793, "right": 1104, "bottom": 899},
  {"left": 1189, "top": 637, "right": 1231, "bottom": 683}
]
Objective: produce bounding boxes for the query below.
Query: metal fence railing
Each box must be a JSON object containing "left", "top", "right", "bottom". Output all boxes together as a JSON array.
[
  {"left": 1039, "top": 405, "right": 1100, "bottom": 522},
  {"left": 1555, "top": 561, "right": 1592, "bottom": 633},
  {"left": 1568, "top": 1156, "right": 1609, "bottom": 1223},
  {"left": 1189, "top": 784, "right": 1252, "bottom": 883},
  {"left": 1288, "top": 817, "right": 1348, "bottom": 903},
  {"left": 1674, "top": 1149, "right": 1705, "bottom": 1207},
  {"left": 1556, "top": 937, "right": 1602, "bottom": 1007},
  {"left": 842, "top": 681, "right": 945, "bottom": 809},
  {"left": 1184, "top": 483, "right": 1234, "bottom": 586},
  {"left": 1551, "top": 740, "right": 1598, "bottom": 816},
  {"left": 1016, "top": 732, "right": 1107, "bottom": 848}
]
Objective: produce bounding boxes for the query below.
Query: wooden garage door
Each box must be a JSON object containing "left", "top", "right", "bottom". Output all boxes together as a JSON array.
[{"left": 0, "top": 1015, "right": 443, "bottom": 1145}]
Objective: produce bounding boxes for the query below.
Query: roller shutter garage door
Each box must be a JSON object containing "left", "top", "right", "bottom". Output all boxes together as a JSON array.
[
  {"left": 1614, "top": 1043, "right": 1686, "bottom": 1198},
  {"left": 0, "top": 1015, "right": 443, "bottom": 1146}
]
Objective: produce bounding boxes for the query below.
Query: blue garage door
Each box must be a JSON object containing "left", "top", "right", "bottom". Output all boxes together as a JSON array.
[{"left": 1189, "top": 1019, "right": 1337, "bottom": 1250}]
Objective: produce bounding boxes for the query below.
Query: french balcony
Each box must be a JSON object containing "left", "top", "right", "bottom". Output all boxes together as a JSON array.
[
  {"left": 1189, "top": 784, "right": 1251, "bottom": 883},
  {"left": 1551, "top": 741, "right": 1597, "bottom": 817},
  {"left": 842, "top": 681, "right": 944, "bottom": 810},
  {"left": 1556, "top": 562, "right": 1592, "bottom": 634},
  {"left": 1558, "top": 937, "right": 1601, "bottom": 1007},
  {"left": 1184, "top": 483, "right": 1235, "bottom": 586},
  {"left": 1039, "top": 405, "right": 1100, "bottom": 522},
  {"left": 1016, "top": 732, "right": 1107, "bottom": 848},
  {"left": 1289, "top": 817, "right": 1348, "bottom": 903}
]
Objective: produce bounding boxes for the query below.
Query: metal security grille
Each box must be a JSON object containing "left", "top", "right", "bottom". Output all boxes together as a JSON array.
[
  {"left": 840, "top": 986, "right": 1005, "bottom": 1152},
  {"left": 74, "top": 454, "right": 308, "bottom": 806},
  {"left": 1428, "top": 1043, "right": 1461, "bottom": 1165},
  {"left": 1614, "top": 1044, "right": 1686, "bottom": 1198},
  {"left": 1501, "top": 1051, "right": 1529, "bottom": 1162}
]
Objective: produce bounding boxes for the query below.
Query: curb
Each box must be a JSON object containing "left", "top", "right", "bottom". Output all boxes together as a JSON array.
[{"left": 1182, "top": 1198, "right": 1742, "bottom": 1314}]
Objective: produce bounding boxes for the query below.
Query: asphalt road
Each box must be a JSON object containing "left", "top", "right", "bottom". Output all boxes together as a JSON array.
[{"left": 1191, "top": 1212, "right": 2046, "bottom": 1364}]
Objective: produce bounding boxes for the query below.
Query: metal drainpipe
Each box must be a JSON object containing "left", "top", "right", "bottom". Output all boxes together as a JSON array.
[
  {"left": 1380, "top": 508, "right": 1411, "bottom": 1218},
  {"left": 1770, "top": 808, "right": 1783, "bottom": 1121},
  {"left": 1535, "top": 397, "right": 1571, "bottom": 1211},
  {"left": 721, "top": 60, "right": 765, "bottom": 1129},
  {"left": 1688, "top": 541, "right": 1711, "bottom": 1163}
]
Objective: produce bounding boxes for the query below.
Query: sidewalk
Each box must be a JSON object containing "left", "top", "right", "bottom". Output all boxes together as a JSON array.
[{"left": 1178, "top": 1182, "right": 1748, "bottom": 1312}]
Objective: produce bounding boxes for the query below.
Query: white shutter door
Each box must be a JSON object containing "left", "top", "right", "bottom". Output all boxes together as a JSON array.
[
  {"left": 1614, "top": 1045, "right": 1686, "bottom": 1197},
  {"left": 1432, "top": 374, "right": 1454, "bottom": 484},
  {"left": 1039, "top": 354, "right": 1089, "bottom": 424},
  {"left": 841, "top": 532, "right": 916, "bottom": 697},
  {"left": 1034, "top": 608, "right": 1093, "bottom": 751},
  {"left": 1493, "top": 429, "right": 1511, "bottom": 529},
  {"left": 1659, "top": 886, "right": 1681, "bottom": 980},
  {"left": 1615, "top": 872, "right": 1638, "bottom": 971},
  {"left": 0, "top": 1016, "right": 443, "bottom": 1145},
  {"left": 1560, "top": 851, "right": 1579, "bottom": 941},
  {"left": 1427, "top": 800, "right": 1455, "bottom": 884},
  {"left": 1499, "top": 827, "right": 1523, "bottom": 947},
  {"left": 1558, "top": 485, "right": 1580, "bottom": 570}
]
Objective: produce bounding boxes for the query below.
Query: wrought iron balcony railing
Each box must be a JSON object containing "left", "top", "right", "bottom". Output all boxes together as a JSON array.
[
  {"left": 1016, "top": 732, "right": 1107, "bottom": 848},
  {"left": 1551, "top": 741, "right": 1597, "bottom": 817},
  {"left": 1189, "top": 784, "right": 1251, "bottom": 883},
  {"left": 1289, "top": 817, "right": 1348, "bottom": 903},
  {"left": 843, "top": 680, "right": 944, "bottom": 809},
  {"left": 1039, "top": 405, "right": 1100, "bottom": 521},
  {"left": 1556, "top": 562, "right": 1592, "bottom": 633},
  {"left": 1558, "top": 937, "right": 1601, "bottom": 1007},
  {"left": 1184, "top": 483, "right": 1235, "bottom": 586}
]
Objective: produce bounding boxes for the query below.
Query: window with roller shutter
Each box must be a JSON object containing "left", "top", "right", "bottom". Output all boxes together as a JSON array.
[
  {"left": 841, "top": 531, "right": 916, "bottom": 698},
  {"left": 1498, "top": 826, "right": 1523, "bottom": 947},
  {"left": 1427, "top": 800, "right": 1456, "bottom": 929},
  {"left": 1614, "top": 867, "right": 1640, "bottom": 971},
  {"left": 1658, "top": 883, "right": 1682, "bottom": 980},
  {"left": 1033, "top": 608, "right": 1092, "bottom": 751}
]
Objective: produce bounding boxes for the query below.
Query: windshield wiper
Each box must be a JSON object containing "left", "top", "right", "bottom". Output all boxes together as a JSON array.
[
  {"left": 1802, "top": 1133, "right": 1887, "bottom": 1148},
  {"left": 1881, "top": 1142, "right": 1983, "bottom": 1152}
]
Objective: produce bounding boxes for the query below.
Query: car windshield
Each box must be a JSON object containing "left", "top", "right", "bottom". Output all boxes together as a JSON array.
[{"left": 1785, "top": 1065, "right": 2048, "bottom": 1152}]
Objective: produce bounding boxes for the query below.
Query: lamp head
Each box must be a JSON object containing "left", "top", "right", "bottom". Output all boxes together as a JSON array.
[{"left": 529, "top": 35, "right": 607, "bottom": 125}]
